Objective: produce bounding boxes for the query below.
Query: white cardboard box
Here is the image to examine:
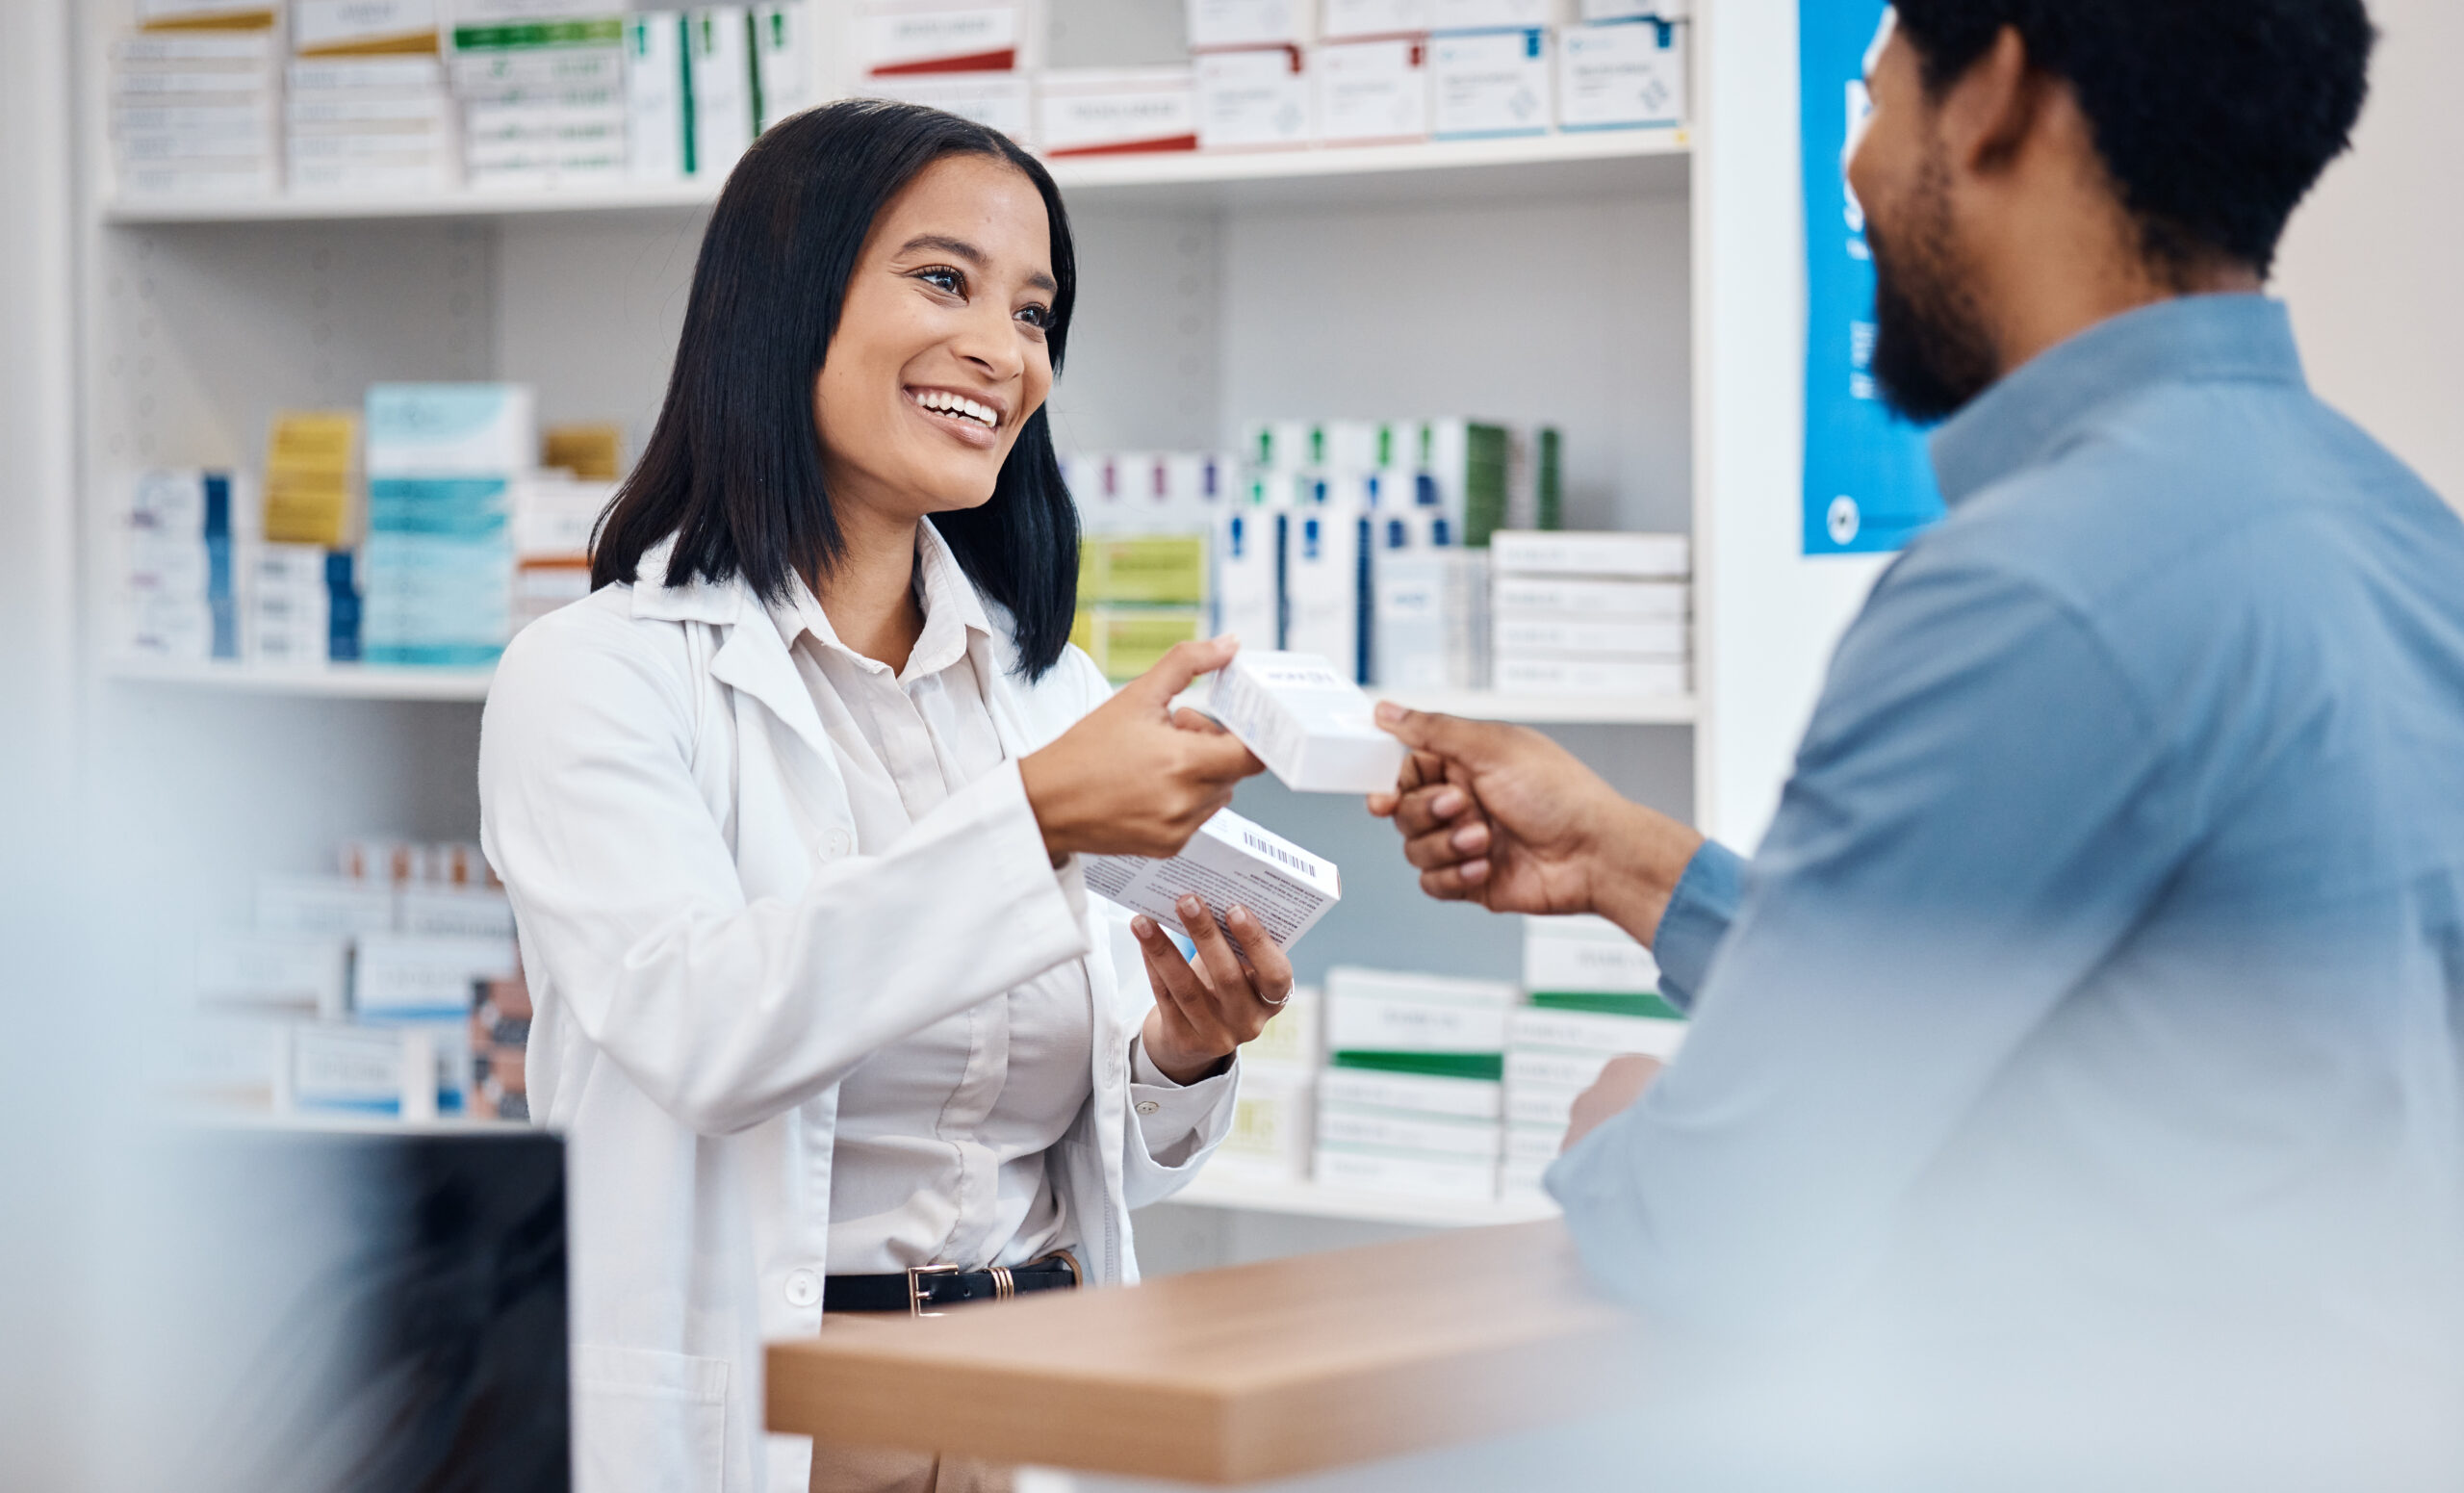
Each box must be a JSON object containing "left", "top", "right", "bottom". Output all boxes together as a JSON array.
[
  {"left": 1216, "top": 506, "right": 1285, "bottom": 647},
  {"left": 1373, "top": 547, "right": 1486, "bottom": 689},
  {"left": 1579, "top": 0, "right": 1683, "bottom": 18},
  {"left": 1037, "top": 67, "right": 1199, "bottom": 156},
  {"left": 1321, "top": 0, "right": 1431, "bottom": 39},
  {"left": 625, "top": 12, "right": 690, "bottom": 181},
  {"left": 1083, "top": 808, "right": 1340, "bottom": 949},
  {"left": 1524, "top": 913, "right": 1661, "bottom": 992},
  {"left": 1492, "top": 654, "right": 1688, "bottom": 696},
  {"left": 1488, "top": 528, "right": 1689, "bottom": 578},
  {"left": 1505, "top": 1120, "right": 1564, "bottom": 1162},
  {"left": 859, "top": 0, "right": 1022, "bottom": 75},
  {"left": 1186, "top": 0, "right": 1312, "bottom": 51},
  {"left": 1204, "top": 650, "right": 1406, "bottom": 793},
  {"left": 1315, "top": 36, "right": 1429, "bottom": 143},
  {"left": 1319, "top": 1064, "right": 1502, "bottom": 1120},
  {"left": 1316, "top": 1145, "right": 1497, "bottom": 1200},
  {"left": 1556, "top": 17, "right": 1684, "bottom": 130},
  {"left": 1325, "top": 966, "right": 1517, "bottom": 1053},
  {"left": 1509, "top": 1006, "right": 1687, "bottom": 1059},
  {"left": 1197, "top": 45, "right": 1315, "bottom": 150},
  {"left": 353, "top": 932, "right": 519, "bottom": 1018},
  {"left": 397, "top": 886, "right": 518, "bottom": 939},
  {"left": 257, "top": 873, "right": 397, "bottom": 937},
  {"left": 865, "top": 71, "right": 1033, "bottom": 142},
  {"left": 1318, "top": 1103, "right": 1504, "bottom": 1158},
  {"left": 294, "top": 0, "right": 438, "bottom": 55},
  {"left": 1492, "top": 575, "right": 1687, "bottom": 619},
  {"left": 1428, "top": 27, "right": 1552, "bottom": 140},
  {"left": 1505, "top": 1044, "right": 1614, "bottom": 1093},
  {"left": 194, "top": 932, "right": 350, "bottom": 1017},
  {"left": 689, "top": 6, "right": 756, "bottom": 175},
  {"left": 285, "top": 1022, "right": 438, "bottom": 1120},
  {"left": 1279, "top": 515, "right": 1368, "bottom": 682},
  {"left": 1430, "top": 0, "right": 1554, "bottom": 27},
  {"left": 1493, "top": 616, "right": 1685, "bottom": 657}
]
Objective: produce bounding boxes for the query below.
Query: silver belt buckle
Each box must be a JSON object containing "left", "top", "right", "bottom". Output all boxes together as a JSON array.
[{"left": 906, "top": 1263, "right": 962, "bottom": 1318}]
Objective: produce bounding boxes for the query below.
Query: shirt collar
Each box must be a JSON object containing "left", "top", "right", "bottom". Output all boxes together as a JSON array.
[
  {"left": 1928, "top": 294, "right": 2306, "bottom": 506},
  {"left": 768, "top": 521, "right": 994, "bottom": 682}
]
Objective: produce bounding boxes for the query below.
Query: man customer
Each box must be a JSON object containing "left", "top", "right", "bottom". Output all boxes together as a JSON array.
[{"left": 1374, "top": 0, "right": 2464, "bottom": 1470}]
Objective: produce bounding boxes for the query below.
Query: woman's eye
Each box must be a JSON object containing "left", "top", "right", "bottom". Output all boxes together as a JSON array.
[
  {"left": 1016, "top": 303, "right": 1052, "bottom": 330},
  {"left": 915, "top": 266, "right": 964, "bottom": 296}
]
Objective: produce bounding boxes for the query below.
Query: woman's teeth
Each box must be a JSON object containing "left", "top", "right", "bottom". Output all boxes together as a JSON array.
[{"left": 909, "top": 389, "right": 997, "bottom": 428}]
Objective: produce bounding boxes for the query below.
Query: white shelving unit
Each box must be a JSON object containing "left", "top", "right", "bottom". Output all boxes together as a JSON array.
[{"left": 73, "top": 0, "right": 1871, "bottom": 1245}]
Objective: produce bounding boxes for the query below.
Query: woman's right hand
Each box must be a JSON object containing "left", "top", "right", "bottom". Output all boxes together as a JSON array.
[{"left": 1020, "top": 637, "right": 1266, "bottom": 862}]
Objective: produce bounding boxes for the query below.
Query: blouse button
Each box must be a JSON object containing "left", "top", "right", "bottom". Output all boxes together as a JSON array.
[
  {"left": 824, "top": 827, "right": 853, "bottom": 859},
  {"left": 1135, "top": 1100, "right": 1161, "bottom": 1116},
  {"left": 784, "top": 1269, "right": 822, "bottom": 1308}
]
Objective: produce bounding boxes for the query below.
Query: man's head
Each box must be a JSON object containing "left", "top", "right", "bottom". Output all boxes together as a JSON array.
[{"left": 1846, "top": 0, "right": 2374, "bottom": 423}]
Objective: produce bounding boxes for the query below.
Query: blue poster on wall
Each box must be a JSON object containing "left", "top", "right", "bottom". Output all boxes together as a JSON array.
[{"left": 1800, "top": 0, "right": 1943, "bottom": 554}]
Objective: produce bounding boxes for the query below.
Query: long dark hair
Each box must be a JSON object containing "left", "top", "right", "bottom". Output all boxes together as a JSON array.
[{"left": 591, "top": 100, "right": 1081, "bottom": 678}]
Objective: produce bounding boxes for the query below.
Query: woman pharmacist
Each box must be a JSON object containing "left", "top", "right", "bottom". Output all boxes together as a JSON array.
[{"left": 478, "top": 102, "right": 1291, "bottom": 1493}]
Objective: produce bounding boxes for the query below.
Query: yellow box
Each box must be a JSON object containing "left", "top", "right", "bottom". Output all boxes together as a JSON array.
[
  {"left": 1084, "top": 605, "right": 1205, "bottom": 682},
  {"left": 1081, "top": 533, "right": 1208, "bottom": 605}
]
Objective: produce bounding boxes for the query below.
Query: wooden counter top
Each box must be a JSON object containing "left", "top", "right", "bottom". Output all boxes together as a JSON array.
[{"left": 765, "top": 1219, "right": 1643, "bottom": 1484}]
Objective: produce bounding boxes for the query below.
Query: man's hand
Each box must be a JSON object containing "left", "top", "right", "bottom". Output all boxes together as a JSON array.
[
  {"left": 1563, "top": 1054, "right": 1663, "bottom": 1151},
  {"left": 1365, "top": 702, "right": 1705, "bottom": 944},
  {"left": 1022, "top": 638, "right": 1265, "bottom": 862}
]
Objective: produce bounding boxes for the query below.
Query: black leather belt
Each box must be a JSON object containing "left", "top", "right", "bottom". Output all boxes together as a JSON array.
[{"left": 824, "top": 1251, "right": 1082, "bottom": 1316}]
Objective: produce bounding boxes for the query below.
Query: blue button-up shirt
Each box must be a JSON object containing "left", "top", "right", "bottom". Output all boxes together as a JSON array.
[{"left": 1550, "top": 296, "right": 2464, "bottom": 1342}]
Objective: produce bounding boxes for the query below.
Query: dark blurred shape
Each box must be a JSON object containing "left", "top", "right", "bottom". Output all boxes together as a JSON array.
[{"left": 174, "top": 1126, "right": 567, "bottom": 1493}]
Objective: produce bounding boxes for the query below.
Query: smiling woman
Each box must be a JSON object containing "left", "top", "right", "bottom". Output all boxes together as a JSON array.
[{"left": 481, "top": 100, "right": 1296, "bottom": 1493}]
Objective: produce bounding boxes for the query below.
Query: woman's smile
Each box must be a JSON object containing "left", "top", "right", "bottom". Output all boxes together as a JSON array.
[{"left": 904, "top": 382, "right": 1007, "bottom": 449}]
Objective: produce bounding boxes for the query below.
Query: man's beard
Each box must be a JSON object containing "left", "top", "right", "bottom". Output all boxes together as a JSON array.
[{"left": 1867, "top": 152, "right": 1999, "bottom": 424}]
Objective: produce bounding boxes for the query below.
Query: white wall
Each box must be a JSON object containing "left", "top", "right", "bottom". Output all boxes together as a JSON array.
[{"left": 2274, "top": 0, "right": 2464, "bottom": 512}]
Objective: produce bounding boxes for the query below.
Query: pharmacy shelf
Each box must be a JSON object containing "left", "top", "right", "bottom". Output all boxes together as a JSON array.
[
  {"left": 1163, "top": 1169, "right": 1559, "bottom": 1229},
  {"left": 106, "top": 657, "right": 1692, "bottom": 723},
  {"left": 101, "top": 654, "right": 496, "bottom": 701},
  {"left": 99, "top": 128, "right": 1689, "bottom": 225}
]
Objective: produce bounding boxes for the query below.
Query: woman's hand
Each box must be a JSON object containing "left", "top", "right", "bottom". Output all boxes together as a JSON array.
[
  {"left": 1021, "top": 637, "right": 1265, "bottom": 862},
  {"left": 1132, "top": 895, "right": 1295, "bottom": 1085}
]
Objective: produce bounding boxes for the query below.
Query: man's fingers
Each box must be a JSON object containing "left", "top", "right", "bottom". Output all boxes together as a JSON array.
[
  {"left": 1120, "top": 635, "right": 1241, "bottom": 709},
  {"left": 1418, "top": 862, "right": 1487, "bottom": 901},
  {"left": 1373, "top": 702, "right": 1505, "bottom": 763},
  {"left": 1391, "top": 783, "right": 1473, "bottom": 838},
  {"left": 1402, "top": 820, "right": 1485, "bottom": 871}
]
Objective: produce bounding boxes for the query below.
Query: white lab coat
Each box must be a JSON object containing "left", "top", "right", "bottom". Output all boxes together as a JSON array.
[{"left": 477, "top": 540, "right": 1230, "bottom": 1493}]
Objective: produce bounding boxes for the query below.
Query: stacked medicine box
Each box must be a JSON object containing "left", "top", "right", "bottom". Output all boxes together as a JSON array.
[
  {"left": 362, "top": 383, "right": 535, "bottom": 667},
  {"left": 1502, "top": 914, "right": 1687, "bottom": 1199},
  {"left": 285, "top": 0, "right": 459, "bottom": 195},
  {"left": 1067, "top": 453, "right": 1228, "bottom": 682},
  {"left": 183, "top": 842, "right": 521, "bottom": 1120},
  {"left": 1316, "top": 966, "right": 1516, "bottom": 1199},
  {"left": 860, "top": 0, "right": 1038, "bottom": 149},
  {"left": 451, "top": 14, "right": 629, "bottom": 192},
  {"left": 123, "top": 469, "right": 248, "bottom": 662},
  {"left": 1488, "top": 528, "right": 1690, "bottom": 697},
  {"left": 110, "top": 27, "right": 281, "bottom": 198}
]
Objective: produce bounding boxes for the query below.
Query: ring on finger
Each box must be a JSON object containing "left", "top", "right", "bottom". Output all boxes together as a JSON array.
[{"left": 1259, "top": 986, "right": 1293, "bottom": 1008}]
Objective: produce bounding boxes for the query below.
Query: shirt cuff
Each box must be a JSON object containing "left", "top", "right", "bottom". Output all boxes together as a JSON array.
[
  {"left": 1653, "top": 838, "right": 1746, "bottom": 1013},
  {"left": 1127, "top": 1034, "right": 1238, "bottom": 1168}
]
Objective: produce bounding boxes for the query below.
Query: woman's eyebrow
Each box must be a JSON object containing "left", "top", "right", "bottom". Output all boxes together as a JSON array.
[{"left": 898, "top": 233, "right": 1058, "bottom": 295}]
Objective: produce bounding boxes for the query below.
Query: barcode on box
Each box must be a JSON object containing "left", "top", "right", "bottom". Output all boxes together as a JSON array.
[{"left": 1243, "top": 831, "right": 1312, "bottom": 874}]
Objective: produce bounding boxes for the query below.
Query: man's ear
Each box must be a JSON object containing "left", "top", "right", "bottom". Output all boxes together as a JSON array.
[{"left": 1939, "top": 25, "right": 2046, "bottom": 177}]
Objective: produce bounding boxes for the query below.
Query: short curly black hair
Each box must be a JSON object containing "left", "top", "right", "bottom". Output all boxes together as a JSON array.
[{"left": 1891, "top": 0, "right": 2374, "bottom": 278}]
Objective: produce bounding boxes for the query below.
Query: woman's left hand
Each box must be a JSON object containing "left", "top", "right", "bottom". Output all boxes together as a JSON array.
[{"left": 1132, "top": 895, "right": 1296, "bottom": 1085}]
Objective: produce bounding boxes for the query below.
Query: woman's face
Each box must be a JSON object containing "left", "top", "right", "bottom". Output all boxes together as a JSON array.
[{"left": 812, "top": 152, "right": 1058, "bottom": 527}]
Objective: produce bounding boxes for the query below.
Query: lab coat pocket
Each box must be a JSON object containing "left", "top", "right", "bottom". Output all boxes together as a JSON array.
[{"left": 573, "top": 1343, "right": 731, "bottom": 1493}]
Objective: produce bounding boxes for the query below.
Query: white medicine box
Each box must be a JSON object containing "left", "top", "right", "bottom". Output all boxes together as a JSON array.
[
  {"left": 1037, "top": 67, "right": 1199, "bottom": 156},
  {"left": 1186, "top": 0, "right": 1313, "bottom": 51},
  {"left": 1557, "top": 17, "right": 1684, "bottom": 130},
  {"left": 1430, "top": 0, "right": 1555, "bottom": 30},
  {"left": 1196, "top": 46, "right": 1315, "bottom": 150},
  {"left": 1429, "top": 27, "right": 1552, "bottom": 140},
  {"left": 1315, "top": 37, "right": 1429, "bottom": 143},
  {"left": 858, "top": 0, "right": 1024, "bottom": 77},
  {"left": 1579, "top": 0, "right": 1684, "bottom": 18},
  {"left": 866, "top": 72, "right": 1036, "bottom": 144},
  {"left": 1321, "top": 0, "right": 1430, "bottom": 39}
]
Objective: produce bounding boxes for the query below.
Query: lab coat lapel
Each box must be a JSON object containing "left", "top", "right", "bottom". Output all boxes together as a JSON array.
[{"left": 628, "top": 545, "right": 841, "bottom": 773}]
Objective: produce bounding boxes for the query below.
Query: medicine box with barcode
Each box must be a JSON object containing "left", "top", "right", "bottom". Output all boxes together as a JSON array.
[
  {"left": 1083, "top": 808, "right": 1340, "bottom": 950},
  {"left": 1205, "top": 649, "right": 1409, "bottom": 794}
]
